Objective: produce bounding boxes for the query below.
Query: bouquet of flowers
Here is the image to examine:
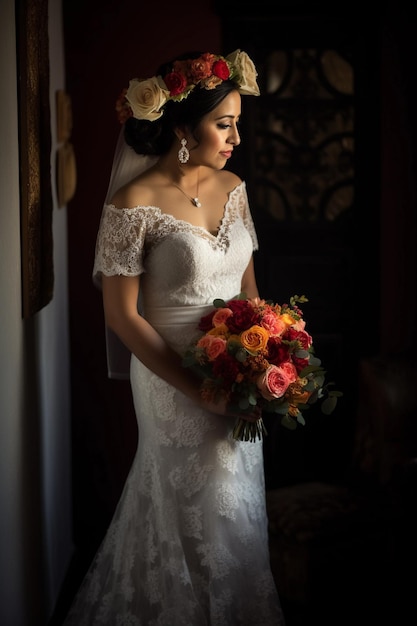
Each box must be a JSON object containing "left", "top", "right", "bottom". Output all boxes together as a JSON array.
[{"left": 183, "top": 294, "right": 342, "bottom": 442}]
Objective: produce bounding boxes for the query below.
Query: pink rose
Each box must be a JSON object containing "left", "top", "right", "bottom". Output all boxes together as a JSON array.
[
  {"left": 212, "top": 307, "right": 233, "bottom": 327},
  {"left": 280, "top": 361, "right": 298, "bottom": 383},
  {"left": 260, "top": 311, "right": 286, "bottom": 336},
  {"left": 256, "top": 364, "right": 293, "bottom": 400},
  {"left": 292, "top": 319, "right": 306, "bottom": 331},
  {"left": 197, "top": 334, "right": 227, "bottom": 361}
]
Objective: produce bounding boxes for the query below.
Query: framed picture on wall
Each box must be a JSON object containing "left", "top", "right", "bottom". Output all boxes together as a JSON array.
[{"left": 16, "top": 0, "right": 54, "bottom": 318}]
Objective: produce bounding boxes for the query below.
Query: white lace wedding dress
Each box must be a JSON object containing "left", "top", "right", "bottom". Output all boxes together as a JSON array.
[{"left": 64, "top": 182, "right": 285, "bottom": 626}]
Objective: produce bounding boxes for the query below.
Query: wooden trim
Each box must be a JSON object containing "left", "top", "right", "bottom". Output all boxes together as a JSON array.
[{"left": 17, "top": 0, "right": 54, "bottom": 318}]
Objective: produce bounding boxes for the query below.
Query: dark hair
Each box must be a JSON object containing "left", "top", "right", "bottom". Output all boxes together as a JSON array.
[{"left": 124, "top": 52, "right": 239, "bottom": 156}]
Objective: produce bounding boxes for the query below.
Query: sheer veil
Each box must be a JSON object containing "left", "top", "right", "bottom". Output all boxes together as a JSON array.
[
  {"left": 105, "top": 127, "right": 158, "bottom": 203},
  {"left": 100, "top": 127, "right": 158, "bottom": 379}
]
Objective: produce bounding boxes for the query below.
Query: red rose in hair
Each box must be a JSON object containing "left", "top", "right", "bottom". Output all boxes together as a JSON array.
[
  {"left": 189, "top": 57, "right": 212, "bottom": 82},
  {"left": 212, "top": 59, "right": 230, "bottom": 80},
  {"left": 164, "top": 71, "right": 187, "bottom": 96}
]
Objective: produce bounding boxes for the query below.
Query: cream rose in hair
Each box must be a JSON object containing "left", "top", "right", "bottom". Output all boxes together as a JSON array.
[
  {"left": 226, "top": 49, "right": 260, "bottom": 96},
  {"left": 125, "top": 76, "right": 169, "bottom": 122}
]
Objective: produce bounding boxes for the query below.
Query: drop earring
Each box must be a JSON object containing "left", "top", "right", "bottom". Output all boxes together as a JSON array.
[{"left": 178, "top": 138, "right": 190, "bottom": 164}]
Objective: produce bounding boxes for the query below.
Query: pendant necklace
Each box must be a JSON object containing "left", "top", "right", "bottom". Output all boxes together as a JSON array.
[{"left": 172, "top": 171, "right": 201, "bottom": 207}]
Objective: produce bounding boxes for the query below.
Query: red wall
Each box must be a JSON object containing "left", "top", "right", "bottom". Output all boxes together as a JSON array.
[{"left": 64, "top": 1, "right": 417, "bottom": 553}]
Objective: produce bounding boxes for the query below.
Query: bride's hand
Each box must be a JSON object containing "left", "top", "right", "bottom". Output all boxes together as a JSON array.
[{"left": 198, "top": 387, "right": 261, "bottom": 422}]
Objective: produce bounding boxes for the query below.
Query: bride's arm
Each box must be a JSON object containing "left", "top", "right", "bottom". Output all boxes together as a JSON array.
[
  {"left": 102, "top": 274, "right": 202, "bottom": 402},
  {"left": 240, "top": 256, "right": 259, "bottom": 299},
  {"left": 101, "top": 274, "right": 260, "bottom": 420}
]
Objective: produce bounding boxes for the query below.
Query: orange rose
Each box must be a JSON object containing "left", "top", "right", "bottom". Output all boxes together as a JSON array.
[
  {"left": 208, "top": 323, "right": 228, "bottom": 336},
  {"left": 189, "top": 57, "right": 213, "bottom": 81},
  {"left": 280, "top": 313, "right": 296, "bottom": 327},
  {"left": 240, "top": 325, "right": 269, "bottom": 353}
]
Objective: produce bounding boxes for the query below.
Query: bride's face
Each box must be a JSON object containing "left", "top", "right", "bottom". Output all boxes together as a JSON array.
[{"left": 189, "top": 90, "right": 242, "bottom": 169}]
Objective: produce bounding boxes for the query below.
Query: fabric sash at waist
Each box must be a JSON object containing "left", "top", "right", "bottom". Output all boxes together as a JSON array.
[{"left": 144, "top": 304, "right": 214, "bottom": 327}]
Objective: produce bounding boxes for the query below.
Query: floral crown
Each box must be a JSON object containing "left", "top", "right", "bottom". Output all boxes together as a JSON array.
[{"left": 116, "top": 49, "right": 260, "bottom": 124}]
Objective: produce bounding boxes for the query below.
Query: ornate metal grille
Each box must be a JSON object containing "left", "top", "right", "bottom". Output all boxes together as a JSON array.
[{"left": 251, "top": 49, "right": 354, "bottom": 224}]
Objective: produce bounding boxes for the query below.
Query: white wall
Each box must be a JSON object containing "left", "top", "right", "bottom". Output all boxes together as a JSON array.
[
  {"left": 41, "top": 0, "right": 73, "bottom": 614},
  {"left": 0, "top": 1, "right": 73, "bottom": 624},
  {"left": 0, "top": 0, "right": 26, "bottom": 623}
]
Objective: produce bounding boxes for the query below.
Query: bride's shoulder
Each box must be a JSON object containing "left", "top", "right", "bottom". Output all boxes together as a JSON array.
[
  {"left": 109, "top": 169, "right": 161, "bottom": 209},
  {"left": 210, "top": 169, "right": 243, "bottom": 192}
]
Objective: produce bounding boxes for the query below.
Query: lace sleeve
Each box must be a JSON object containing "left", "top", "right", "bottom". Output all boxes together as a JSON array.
[
  {"left": 92, "top": 204, "right": 147, "bottom": 287},
  {"left": 240, "top": 182, "right": 259, "bottom": 251}
]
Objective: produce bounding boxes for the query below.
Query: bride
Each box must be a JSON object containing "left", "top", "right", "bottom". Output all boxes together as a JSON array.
[{"left": 64, "top": 49, "right": 285, "bottom": 626}]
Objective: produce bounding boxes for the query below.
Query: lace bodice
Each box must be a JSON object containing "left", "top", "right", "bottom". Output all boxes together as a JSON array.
[{"left": 93, "top": 181, "right": 258, "bottom": 309}]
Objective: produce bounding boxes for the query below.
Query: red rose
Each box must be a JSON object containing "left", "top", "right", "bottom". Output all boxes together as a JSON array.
[
  {"left": 198, "top": 310, "right": 216, "bottom": 332},
  {"left": 226, "top": 299, "right": 257, "bottom": 333},
  {"left": 164, "top": 71, "right": 187, "bottom": 96},
  {"left": 266, "top": 337, "right": 289, "bottom": 365},
  {"left": 212, "top": 59, "right": 230, "bottom": 80},
  {"left": 285, "top": 328, "right": 313, "bottom": 350},
  {"left": 292, "top": 355, "right": 310, "bottom": 373},
  {"left": 212, "top": 352, "right": 240, "bottom": 387}
]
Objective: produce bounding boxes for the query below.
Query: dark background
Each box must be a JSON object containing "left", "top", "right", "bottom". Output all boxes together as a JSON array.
[{"left": 55, "top": 1, "right": 416, "bottom": 623}]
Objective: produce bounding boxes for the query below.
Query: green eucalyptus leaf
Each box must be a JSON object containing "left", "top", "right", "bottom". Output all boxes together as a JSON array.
[
  {"left": 182, "top": 355, "right": 192, "bottom": 367},
  {"left": 309, "top": 355, "right": 322, "bottom": 366},
  {"left": 299, "top": 364, "right": 324, "bottom": 376},
  {"left": 281, "top": 414, "right": 297, "bottom": 430},
  {"left": 238, "top": 397, "right": 250, "bottom": 410},
  {"left": 248, "top": 394, "right": 258, "bottom": 406},
  {"left": 297, "top": 413, "right": 306, "bottom": 426},
  {"left": 273, "top": 403, "right": 291, "bottom": 415},
  {"left": 321, "top": 395, "right": 338, "bottom": 415},
  {"left": 235, "top": 349, "right": 248, "bottom": 362}
]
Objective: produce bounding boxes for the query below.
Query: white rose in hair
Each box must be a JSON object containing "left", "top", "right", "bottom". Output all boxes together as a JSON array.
[
  {"left": 126, "top": 76, "right": 169, "bottom": 121},
  {"left": 226, "top": 49, "right": 260, "bottom": 96}
]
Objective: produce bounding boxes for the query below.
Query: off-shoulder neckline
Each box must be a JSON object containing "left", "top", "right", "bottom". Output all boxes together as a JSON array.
[
  {"left": 104, "top": 180, "right": 246, "bottom": 241},
  {"left": 104, "top": 180, "right": 246, "bottom": 213}
]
